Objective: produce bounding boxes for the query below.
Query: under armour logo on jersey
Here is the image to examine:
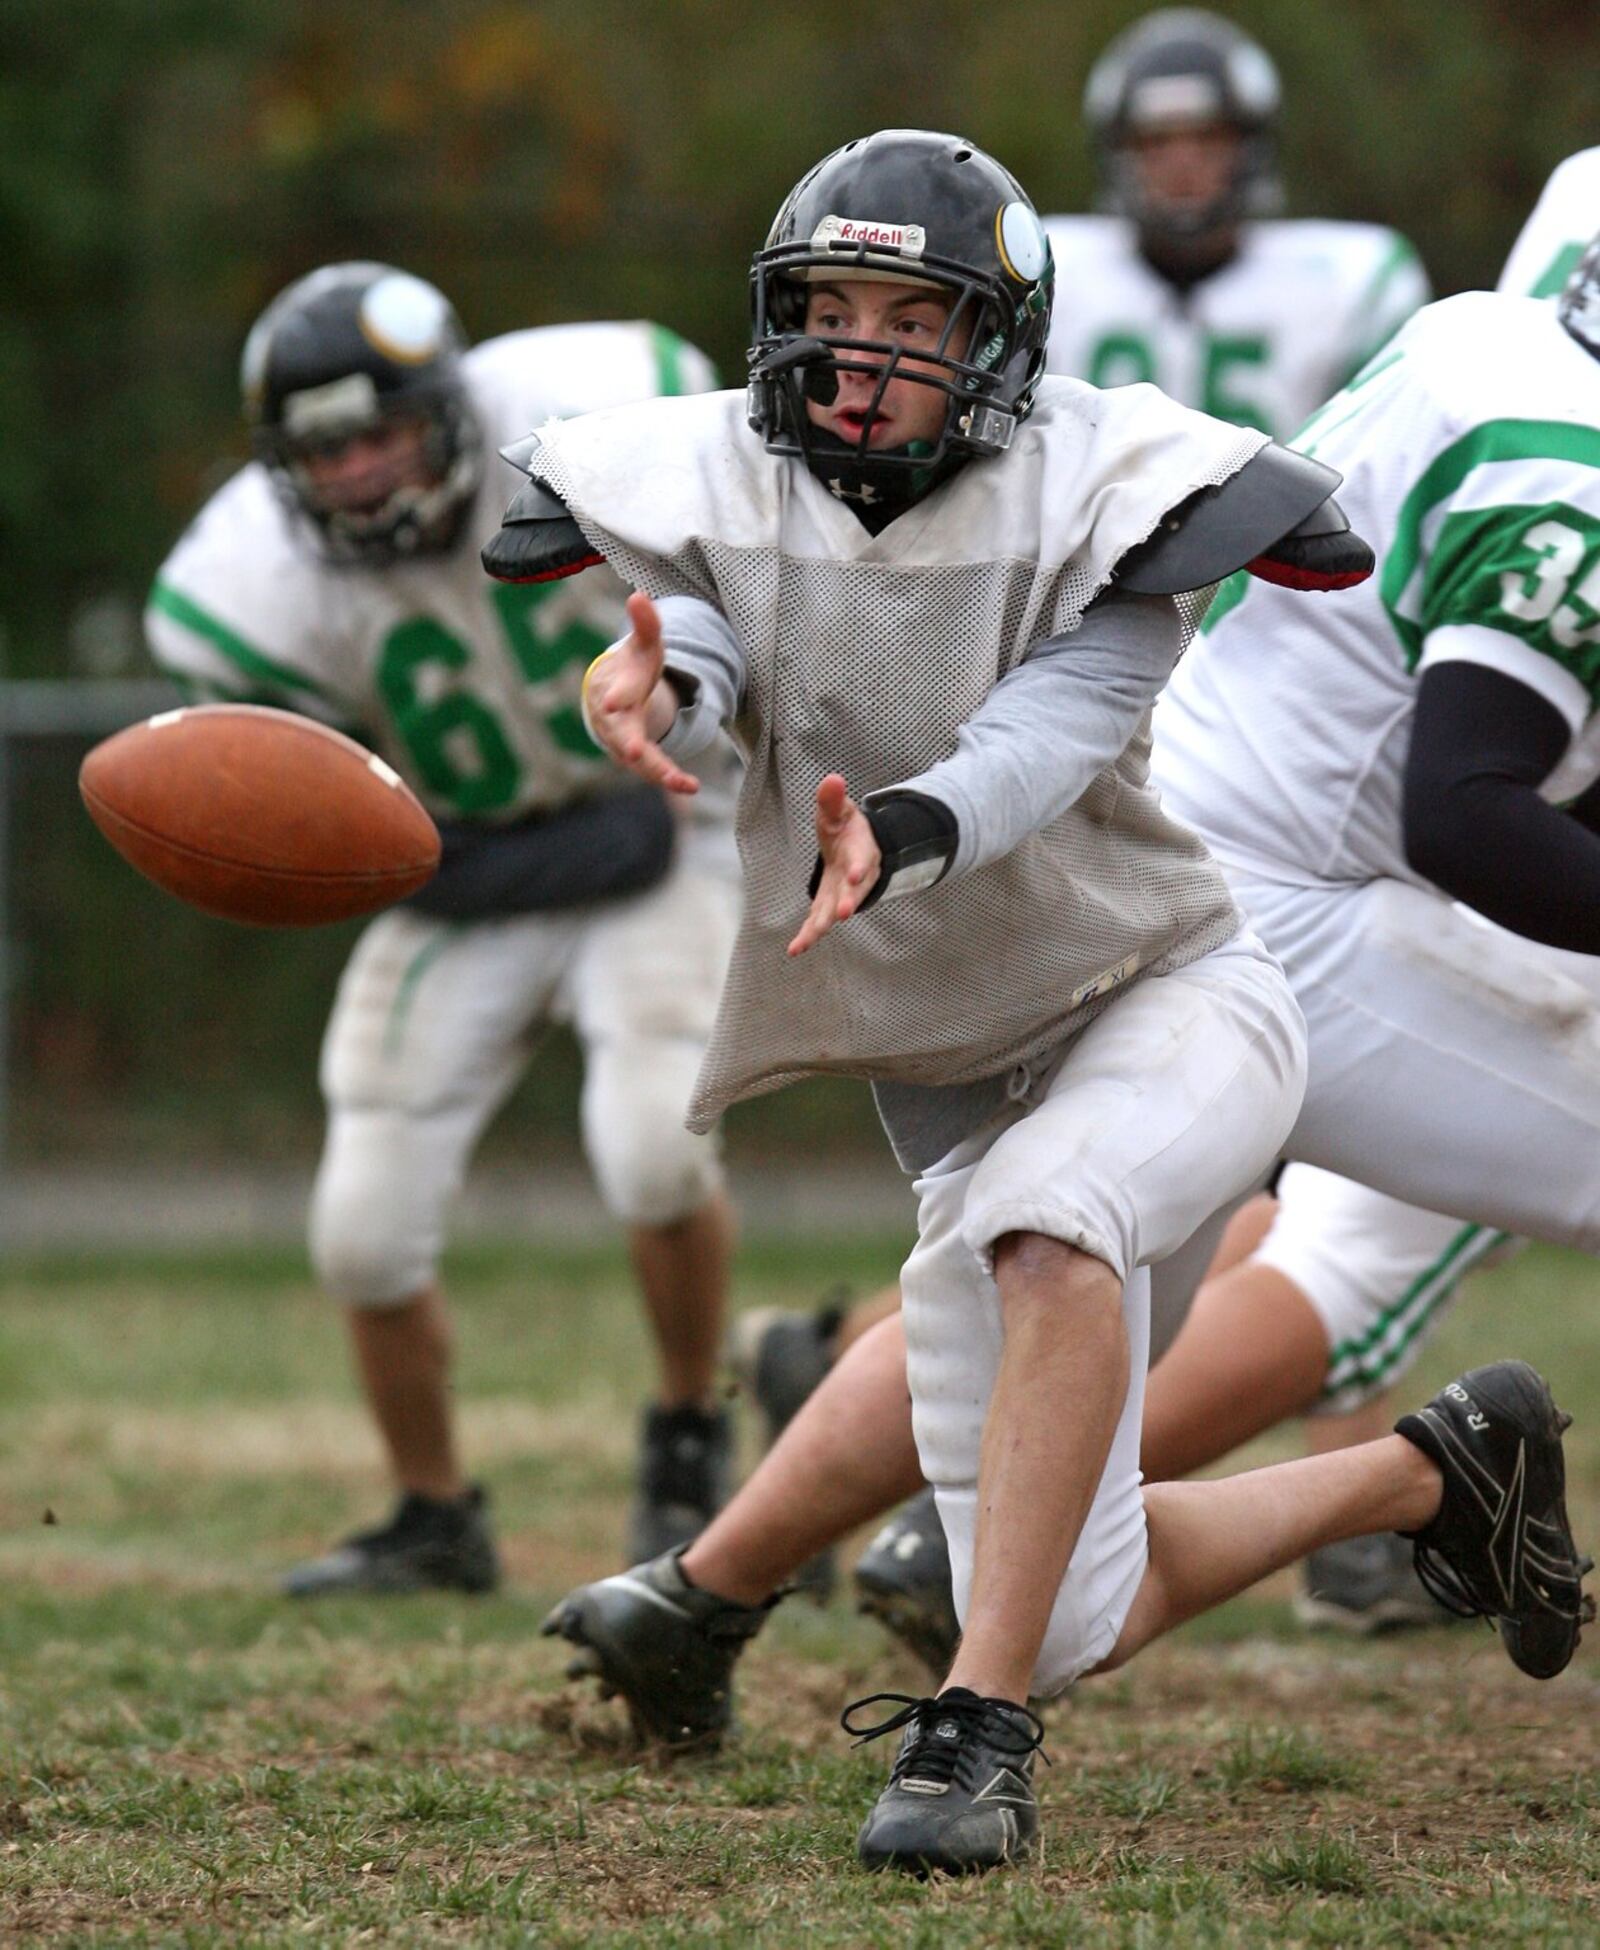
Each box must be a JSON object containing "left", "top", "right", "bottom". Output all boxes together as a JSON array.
[{"left": 827, "top": 477, "right": 878, "bottom": 503}]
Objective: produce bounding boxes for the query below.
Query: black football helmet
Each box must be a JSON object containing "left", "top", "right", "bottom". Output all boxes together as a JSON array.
[
  {"left": 748, "top": 130, "right": 1054, "bottom": 506},
  {"left": 1084, "top": 10, "right": 1282, "bottom": 253},
  {"left": 241, "top": 262, "right": 483, "bottom": 565},
  {"left": 1559, "top": 232, "right": 1600, "bottom": 363}
]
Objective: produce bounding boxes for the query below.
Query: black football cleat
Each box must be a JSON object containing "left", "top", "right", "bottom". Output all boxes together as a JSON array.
[
  {"left": 1395, "top": 1361, "right": 1594, "bottom": 1678},
  {"left": 626, "top": 1402, "right": 732, "bottom": 1565},
  {"left": 281, "top": 1484, "right": 501, "bottom": 1598},
  {"left": 853, "top": 1485, "right": 961, "bottom": 1677},
  {"left": 541, "top": 1548, "right": 776, "bottom": 1746},
  {"left": 846, "top": 1688, "right": 1045, "bottom": 1876},
  {"left": 1294, "top": 1531, "right": 1457, "bottom": 1635}
]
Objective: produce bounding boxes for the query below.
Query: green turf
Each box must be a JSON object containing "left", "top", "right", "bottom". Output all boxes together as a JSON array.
[{"left": 0, "top": 1235, "right": 1595, "bottom": 1944}]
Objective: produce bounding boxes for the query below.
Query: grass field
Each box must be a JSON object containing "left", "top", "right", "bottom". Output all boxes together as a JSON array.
[{"left": 0, "top": 1234, "right": 1596, "bottom": 1946}]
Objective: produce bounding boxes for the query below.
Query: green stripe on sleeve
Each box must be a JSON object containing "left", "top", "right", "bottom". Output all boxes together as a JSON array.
[
  {"left": 1335, "top": 233, "right": 1426, "bottom": 386},
  {"left": 649, "top": 324, "right": 688, "bottom": 398},
  {"left": 148, "top": 580, "right": 345, "bottom": 710},
  {"left": 1529, "top": 242, "right": 1585, "bottom": 299},
  {"left": 1379, "top": 419, "right": 1600, "bottom": 667}
]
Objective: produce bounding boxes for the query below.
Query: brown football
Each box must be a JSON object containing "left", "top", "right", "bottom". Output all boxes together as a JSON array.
[{"left": 79, "top": 703, "right": 440, "bottom": 926}]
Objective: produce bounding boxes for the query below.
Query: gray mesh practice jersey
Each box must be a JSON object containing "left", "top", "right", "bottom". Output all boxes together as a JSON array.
[{"left": 528, "top": 382, "right": 1265, "bottom": 1126}]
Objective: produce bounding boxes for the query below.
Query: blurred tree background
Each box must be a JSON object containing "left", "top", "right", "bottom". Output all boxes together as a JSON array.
[{"left": 1, "top": 0, "right": 1595, "bottom": 1160}]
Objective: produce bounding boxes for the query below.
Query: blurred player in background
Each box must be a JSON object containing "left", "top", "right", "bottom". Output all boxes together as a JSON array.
[
  {"left": 743, "top": 6, "right": 1445, "bottom": 1641},
  {"left": 1046, "top": 8, "right": 1428, "bottom": 439},
  {"left": 146, "top": 264, "right": 740, "bottom": 1594}
]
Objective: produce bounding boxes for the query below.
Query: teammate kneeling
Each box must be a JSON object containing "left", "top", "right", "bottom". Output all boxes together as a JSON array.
[{"left": 494, "top": 133, "right": 1586, "bottom": 1876}]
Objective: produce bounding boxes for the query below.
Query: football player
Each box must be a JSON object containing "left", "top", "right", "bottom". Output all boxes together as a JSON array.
[
  {"left": 501, "top": 131, "right": 1583, "bottom": 1877},
  {"left": 1045, "top": 9, "right": 1428, "bottom": 439},
  {"left": 728, "top": 137, "right": 1600, "bottom": 1666},
  {"left": 755, "top": 7, "right": 1440, "bottom": 1642},
  {"left": 146, "top": 265, "right": 742, "bottom": 1594}
]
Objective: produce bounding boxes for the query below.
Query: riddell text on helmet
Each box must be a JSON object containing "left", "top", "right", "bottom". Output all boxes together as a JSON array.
[{"left": 811, "top": 216, "right": 927, "bottom": 256}]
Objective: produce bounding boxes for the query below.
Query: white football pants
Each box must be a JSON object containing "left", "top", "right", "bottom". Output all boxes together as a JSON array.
[
  {"left": 901, "top": 929, "right": 1307, "bottom": 1696},
  {"left": 1234, "top": 868, "right": 1600, "bottom": 1248},
  {"left": 1260, "top": 1164, "right": 1517, "bottom": 1415},
  {"left": 310, "top": 861, "right": 738, "bottom": 1306}
]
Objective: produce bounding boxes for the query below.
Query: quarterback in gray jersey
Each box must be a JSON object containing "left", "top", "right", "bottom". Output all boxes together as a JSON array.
[
  {"left": 519, "top": 133, "right": 1577, "bottom": 1878},
  {"left": 147, "top": 264, "right": 741, "bottom": 1597},
  {"left": 818, "top": 8, "right": 1438, "bottom": 1646}
]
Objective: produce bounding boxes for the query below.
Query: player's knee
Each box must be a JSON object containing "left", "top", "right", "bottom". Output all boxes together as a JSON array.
[
  {"left": 309, "top": 1200, "right": 437, "bottom": 1307},
  {"left": 1030, "top": 1552, "right": 1147, "bottom": 1697},
  {"left": 309, "top": 1115, "right": 446, "bottom": 1305},
  {"left": 582, "top": 1039, "right": 722, "bottom": 1224},
  {"left": 590, "top": 1121, "right": 724, "bottom": 1225}
]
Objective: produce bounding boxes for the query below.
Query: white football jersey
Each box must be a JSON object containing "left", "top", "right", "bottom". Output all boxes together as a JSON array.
[
  {"left": 1153, "top": 292, "right": 1600, "bottom": 886},
  {"left": 146, "top": 321, "right": 719, "bottom": 821},
  {"left": 1042, "top": 215, "right": 1429, "bottom": 441},
  {"left": 1498, "top": 146, "right": 1600, "bottom": 298}
]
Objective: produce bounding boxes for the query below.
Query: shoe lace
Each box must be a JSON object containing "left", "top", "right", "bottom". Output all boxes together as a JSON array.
[
  {"left": 840, "top": 1691, "right": 1046, "bottom": 1793},
  {"left": 1409, "top": 1545, "right": 1488, "bottom": 1621}
]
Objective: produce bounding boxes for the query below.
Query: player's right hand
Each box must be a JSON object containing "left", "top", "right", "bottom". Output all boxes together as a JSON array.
[{"left": 582, "top": 592, "right": 699, "bottom": 795}]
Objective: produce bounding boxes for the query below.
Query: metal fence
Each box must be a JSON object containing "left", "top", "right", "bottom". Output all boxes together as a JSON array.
[{"left": 0, "top": 679, "right": 180, "bottom": 1161}]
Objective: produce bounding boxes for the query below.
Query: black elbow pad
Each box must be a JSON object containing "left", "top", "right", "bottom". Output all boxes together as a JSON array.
[
  {"left": 481, "top": 442, "right": 605, "bottom": 584},
  {"left": 1114, "top": 443, "right": 1373, "bottom": 596}
]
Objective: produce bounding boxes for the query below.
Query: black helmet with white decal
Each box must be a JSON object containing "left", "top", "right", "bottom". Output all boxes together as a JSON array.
[
  {"left": 748, "top": 130, "right": 1053, "bottom": 504},
  {"left": 242, "top": 262, "right": 482, "bottom": 565}
]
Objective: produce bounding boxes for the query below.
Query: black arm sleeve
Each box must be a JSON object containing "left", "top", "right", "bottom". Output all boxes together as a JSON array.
[{"left": 1402, "top": 659, "right": 1600, "bottom": 952}]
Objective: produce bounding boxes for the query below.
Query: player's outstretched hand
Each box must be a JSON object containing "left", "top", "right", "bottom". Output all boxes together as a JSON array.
[
  {"left": 788, "top": 774, "right": 882, "bottom": 957},
  {"left": 583, "top": 592, "right": 699, "bottom": 795}
]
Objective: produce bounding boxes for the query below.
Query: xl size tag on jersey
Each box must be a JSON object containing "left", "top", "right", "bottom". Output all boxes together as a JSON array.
[
  {"left": 1068, "top": 952, "right": 1143, "bottom": 1011},
  {"left": 811, "top": 215, "right": 927, "bottom": 258}
]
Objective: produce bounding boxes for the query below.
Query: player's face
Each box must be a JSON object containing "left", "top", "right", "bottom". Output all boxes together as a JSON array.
[
  {"left": 295, "top": 416, "right": 434, "bottom": 515},
  {"left": 801, "top": 279, "right": 960, "bottom": 449},
  {"left": 1127, "top": 121, "right": 1242, "bottom": 218}
]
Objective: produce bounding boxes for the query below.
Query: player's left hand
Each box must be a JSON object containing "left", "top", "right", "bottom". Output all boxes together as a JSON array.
[{"left": 787, "top": 774, "right": 881, "bottom": 957}]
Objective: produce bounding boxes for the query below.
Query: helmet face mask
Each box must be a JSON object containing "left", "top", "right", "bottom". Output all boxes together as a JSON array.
[
  {"left": 1084, "top": 9, "right": 1282, "bottom": 267},
  {"left": 748, "top": 131, "right": 1053, "bottom": 503},
  {"left": 242, "top": 263, "right": 484, "bottom": 566}
]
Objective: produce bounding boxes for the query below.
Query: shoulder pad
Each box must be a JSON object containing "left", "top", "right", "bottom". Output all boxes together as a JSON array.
[
  {"left": 480, "top": 438, "right": 605, "bottom": 585},
  {"left": 1113, "top": 444, "right": 1371, "bottom": 596}
]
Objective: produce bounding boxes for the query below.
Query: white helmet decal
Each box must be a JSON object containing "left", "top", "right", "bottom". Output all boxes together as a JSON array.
[
  {"left": 359, "top": 272, "right": 454, "bottom": 365},
  {"left": 996, "top": 202, "right": 1049, "bottom": 283}
]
